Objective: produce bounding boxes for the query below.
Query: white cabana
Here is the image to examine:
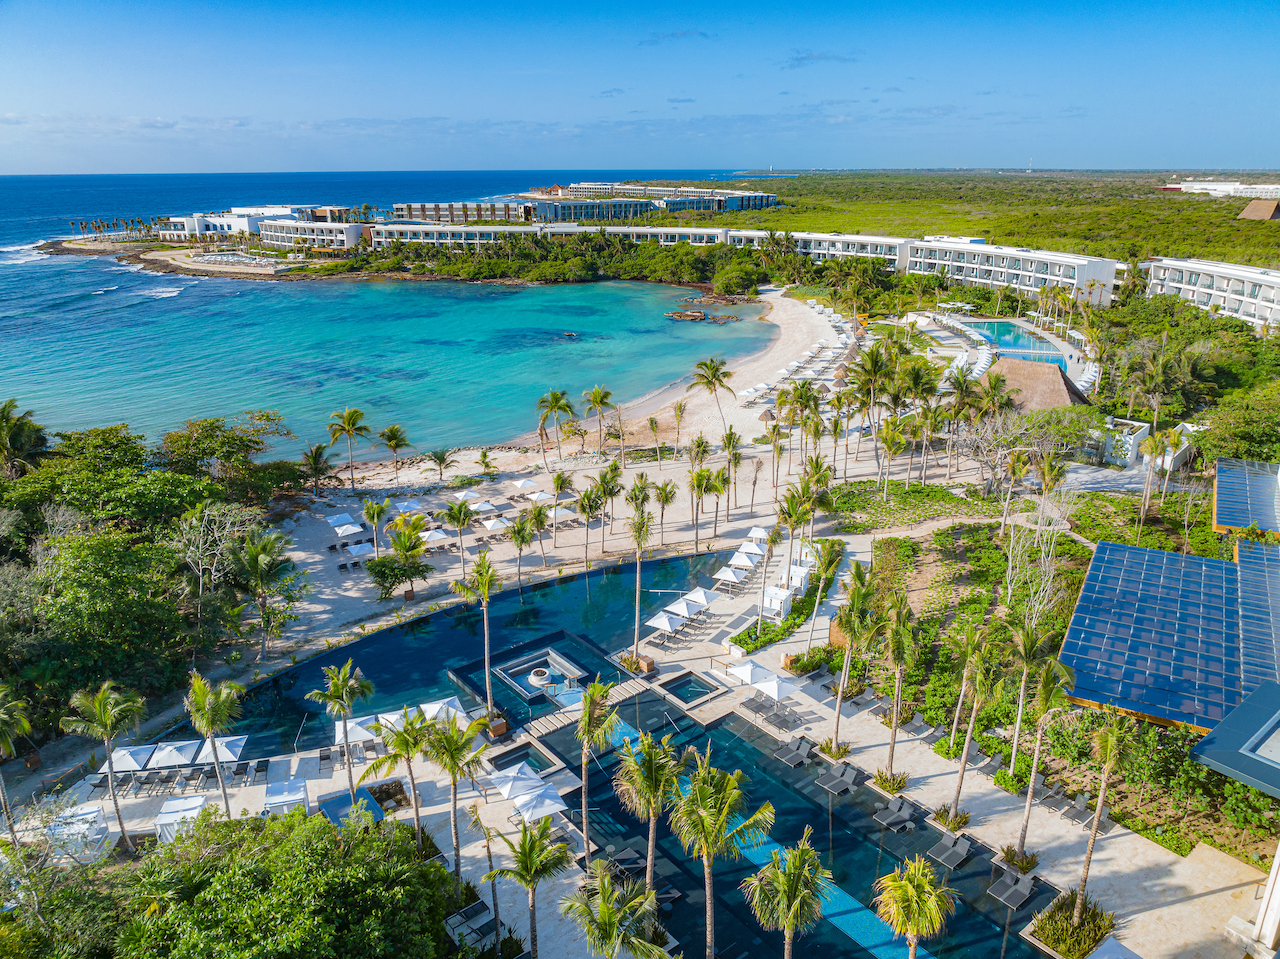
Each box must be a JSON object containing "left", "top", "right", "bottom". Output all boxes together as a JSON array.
[
  {"left": 473, "top": 500, "right": 497, "bottom": 513},
  {"left": 482, "top": 517, "right": 512, "bottom": 531},
  {"left": 515, "top": 786, "right": 568, "bottom": 823},
  {"left": 334, "top": 718, "right": 378, "bottom": 744},
  {"left": 727, "top": 660, "right": 771, "bottom": 685},
  {"left": 713, "top": 566, "right": 748, "bottom": 585},
  {"left": 737, "top": 541, "right": 766, "bottom": 556},
  {"left": 48, "top": 804, "right": 109, "bottom": 859},
  {"left": 325, "top": 513, "right": 355, "bottom": 526},
  {"left": 155, "top": 795, "right": 206, "bottom": 843},
  {"left": 100, "top": 745, "right": 155, "bottom": 773},
  {"left": 490, "top": 762, "right": 545, "bottom": 800},
  {"left": 746, "top": 527, "right": 770, "bottom": 541},
  {"left": 783, "top": 564, "right": 811, "bottom": 592},
  {"left": 728, "top": 551, "right": 758, "bottom": 569},
  {"left": 754, "top": 675, "right": 800, "bottom": 701},
  {"left": 683, "top": 586, "right": 724, "bottom": 606},
  {"left": 420, "top": 696, "right": 467, "bottom": 724},
  {"left": 453, "top": 490, "right": 480, "bottom": 501},
  {"left": 763, "top": 586, "right": 794, "bottom": 619},
  {"left": 421, "top": 528, "right": 449, "bottom": 542},
  {"left": 147, "top": 740, "right": 201, "bottom": 768},
  {"left": 394, "top": 499, "right": 423, "bottom": 512},
  {"left": 510, "top": 479, "right": 538, "bottom": 489},
  {"left": 347, "top": 542, "right": 375, "bottom": 557},
  {"left": 527, "top": 490, "right": 554, "bottom": 502},
  {"left": 264, "top": 778, "right": 310, "bottom": 816},
  {"left": 663, "top": 598, "right": 704, "bottom": 618},
  {"left": 196, "top": 736, "right": 247, "bottom": 764},
  {"left": 333, "top": 523, "right": 362, "bottom": 537},
  {"left": 645, "top": 611, "right": 687, "bottom": 633}
]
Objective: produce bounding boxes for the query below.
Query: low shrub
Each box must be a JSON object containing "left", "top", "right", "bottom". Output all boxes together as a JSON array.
[
  {"left": 993, "top": 769, "right": 1023, "bottom": 794},
  {"left": 874, "top": 769, "right": 908, "bottom": 793},
  {"left": 819, "top": 738, "right": 851, "bottom": 760},
  {"left": 1001, "top": 845, "right": 1039, "bottom": 874},
  {"left": 933, "top": 805, "right": 970, "bottom": 831},
  {"left": 1030, "top": 889, "right": 1116, "bottom": 959}
]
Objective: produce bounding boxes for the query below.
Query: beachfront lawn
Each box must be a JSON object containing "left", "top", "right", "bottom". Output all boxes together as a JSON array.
[{"left": 832, "top": 479, "right": 1001, "bottom": 533}]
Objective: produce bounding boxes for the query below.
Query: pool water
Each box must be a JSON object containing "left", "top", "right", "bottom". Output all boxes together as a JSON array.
[
  {"left": 661, "top": 672, "right": 718, "bottom": 704},
  {"left": 965, "top": 321, "right": 1066, "bottom": 371},
  {"left": 489, "top": 743, "right": 557, "bottom": 774},
  {"left": 547, "top": 698, "right": 1059, "bottom": 959}
]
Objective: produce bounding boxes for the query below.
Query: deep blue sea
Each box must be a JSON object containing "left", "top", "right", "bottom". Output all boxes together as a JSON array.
[{"left": 0, "top": 171, "right": 772, "bottom": 451}]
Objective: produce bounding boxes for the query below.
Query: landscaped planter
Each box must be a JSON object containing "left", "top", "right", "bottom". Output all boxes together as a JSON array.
[
  {"left": 1018, "top": 922, "right": 1072, "bottom": 959},
  {"left": 924, "top": 814, "right": 964, "bottom": 838},
  {"left": 867, "top": 778, "right": 905, "bottom": 801}
]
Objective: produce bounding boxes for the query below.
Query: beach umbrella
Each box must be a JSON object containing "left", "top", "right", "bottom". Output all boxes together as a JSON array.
[
  {"left": 683, "top": 586, "right": 724, "bottom": 606},
  {"left": 737, "top": 541, "right": 765, "bottom": 556},
  {"left": 817, "top": 383, "right": 831, "bottom": 395},
  {"left": 334, "top": 718, "right": 378, "bottom": 744},
  {"left": 394, "top": 499, "right": 422, "bottom": 512},
  {"left": 510, "top": 479, "right": 538, "bottom": 489},
  {"left": 802, "top": 351, "right": 814, "bottom": 357},
  {"left": 742, "top": 388, "right": 757, "bottom": 397},
  {"left": 515, "top": 785, "right": 567, "bottom": 823},
  {"left": 421, "top": 528, "right": 449, "bottom": 542},
  {"left": 482, "top": 517, "right": 512, "bottom": 530},
  {"left": 147, "top": 740, "right": 201, "bottom": 768},
  {"left": 727, "top": 660, "right": 771, "bottom": 685},
  {"left": 664, "top": 598, "right": 705, "bottom": 618},
  {"left": 375, "top": 709, "right": 412, "bottom": 733},
  {"left": 453, "top": 490, "right": 480, "bottom": 501},
  {"left": 758, "top": 410, "right": 776, "bottom": 422},
  {"left": 747, "top": 527, "right": 770, "bottom": 541},
  {"left": 528, "top": 490, "right": 554, "bottom": 502},
  {"left": 347, "top": 542, "right": 375, "bottom": 557},
  {"left": 420, "top": 696, "right": 467, "bottom": 724},
  {"left": 490, "top": 762, "right": 544, "bottom": 800},
  {"left": 833, "top": 378, "right": 847, "bottom": 389},
  {"left": 325, "top": 513, "right": 355, "bottom": 527},
  {"left": 754, "top": 383, "right": 770, "bottom": 391},
  {"left": 333, "top": 523, "right": 362, "bottom": 537},
  {"left": 728, "top": 551, "right": 758, "bottom": 569},
  {"left": 713, "top": 566, "right": 748, "bottom": 585},
  {"left": 754, "top": 675, "right": 800, "bottom": 702},
  {"left": 787, "top": 361, "right": 801, "bottom": 369},
  {"left": 473, "top": 500, "right": 497, "bottom": 513},
  {"left": 196, "top": 735, "right": 247, "bottom": 764},
  {"left": 99, "top": 745, "right": 155, "bottom": 773},
  {"left": 775, "top": 369, "right": 791, "bottom": 378},
  {"left": 552, "top": 507, "right": 576, "bottom": 519},
  {"left": 645, "top": 611, "right": 687, "bottom": 633}
]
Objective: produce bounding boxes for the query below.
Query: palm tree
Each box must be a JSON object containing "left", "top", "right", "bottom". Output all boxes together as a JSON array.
[
  {"left": 668, "top": 745, "right": 776, "bottom": 959},
  {"left": 485, "top": 818, "right": 574, "bottom": 959},
  {"left": 508, "top": 512, "right": 536, "bottom": 591},
  {"left": 831, "top": 576, "right": 884, "bottom": 752},
  {"left": 0, "top": 686, "right": 31, "bottom": 849},
  {"left": 653, "top": 480, "right": 677, "bottom": 547},
  {"left": 425, "top": 715, "right": 490, "bottom": 889},
  {"left": 304, "top": 659, "right": 374, "bottom": 802},
  {"left": 364, "top": 708, "right": 433, "bottom": 850},
  {"left": 578, "top": 486, "right": 604, "bottom": 570},
  {"left": 527, "top": 502, "right": 552, "bottom": 567},
  {"left": 687, "top": 358, "right": 736, "bottom": 434},
  {"left": 585, "top": 385, "right": 616, "bottom": 453},
  {"left": 614, "top": 734, "right": 689, "bottom": 904},
  {"left": 1005, "top": 619, "right": 1064, "bottom": 776},
  {"left": 0, "top": 399, "right": 47, "bottom": 479},
  {"left": 754, "top": 526, "right": 784, "bottom": 647},
  {"left": 427, "top": 448, "right": 458, "bottom": 483},
  {"left": 300, "top": 442, "right": 338, "bottom": 495},
  {"left": 552, "top": 472, "right": 576, "bottom": 548},
  {"left": 184, "top": 671, "right": 244, "bottom": 817},
  {"left": 1015, "top": 662, "right": 1074, "bottom": 858},
  {"left": 648, "top": 416, "right": 662, "bottom": 469},
  {"left": 629, "top": 510, "right": 653, "bottom": 659},
  {"left": 740, "top": 826, "right": 833, "bottom": 959},
  {"left": 882, "top": 598, "right": 917, "bottom": 779},
  {"left": 948, "top": 644, "right": 1000, "bottom": 822},
  {"left": 688, "top": 468, "right": 712, "bottom": 554},
  {"left": 537, "top": 390, "right": 576, "bottom": 460},
  {"left": 377, "top": 425, "right": 412, "bottom": 482},
  {"left": 60, "top": 681, "right": 146, "bottom": 852},
  {"left": 672, "top": 401, "right": 687, "bottom": 456},
  {"left": 561, "top": 860, "right": 665, "bottom": 959},
  {"left": 873, "top": 856, "right": 956, "bottom": 959},
  {"left": 361, "top": 497, "right": 391, "bottom": 558},
  {"left": 450, "top": 552, "right": 502, "bottom": 720},
  {"left": 947, "top": 626, "right": 986, "bottom": 752},
  {"left": 230, "top": 530, "right": 295, "bottom": 662},
  {"left": 441, "top": 500, "right": 477, "bottom": 580},
  {"left": 577, "top": 680, "right": 619, "bottom": 856},
  {"left": 468, "top": 803, "right": 501, "bottom": 932},
  {"left": 1074, "top": 716, "right": 1135, "bottom": 926},
  {"left": 327, "top": 407, "right": 372, "bottom": 492}
]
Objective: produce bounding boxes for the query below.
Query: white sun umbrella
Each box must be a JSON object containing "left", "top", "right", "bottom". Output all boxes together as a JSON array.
[
  {"left": 738, "top": 541, "right": 766, "bottom": 556},
  {"left": 747, "top": 527, "right": 770, "bottom": 541},
  {"left": 453, "top": 490, "right": 480, "bottom": 501},
  {"left": 473, "top": 500, "right": 497, "bottom": 513},
  {"left": 375, "top": 709, "right": 412, "bottom": 733},
  {"left": 147, "top": 741, "right": 201, "bottom": 768},
  {"left": 646, "top": 611, "right": 687, "bottom": 633},
  {"left": 394, "top": 499, "right": 422, "bottom": 512},
  {"left": 420, "top": 696, "right": 467, "bottom": 724},
  {"left": 775, "top": 368, "right": 791, "bottom": 379},
  {"left": 510, "top": 479, "right": 538, "bottom": 489},
  {"left": 664, "top": 597, "right": 704, "bottom": 618},
  {"left": 528, "top": 490, "right": 554, "bottom": 502},
  {"left": 516, "top": 785, "right": 568, "bottom": 823},
  {"left": 727, "top": 660, "right": 772, "bottom": 685},
  {"left": 728, "top": 551, "right": 758, "bottom": 569},
  {"left": 683, "top": 586, "right": 724, "bottom": 606},
  {"left": 802, "top": 351, "right": 814, "bottom": 357},
  {"left": 347, "top": 542, "right": 375, "bottom": 557},
  {"left": 99, "top": 745, "right": 155, "bottom": 773},
  {"left": 754, "top": 675, "right": 801, "bottom": 702},
  {"left": 713, "top": 566, "right": 748, "bottom": 584},
  {"left": 787, "top": 361, "right": 801, "bottom": 369},
  {"left": 325, "top": 513, "right": 355, "bottom": 526},
  {"left": 196, "top": 735, "right": 248, "bottom": 764},
  {"left": 490, "top": 762, "right": 544, "bottom": 800},
  {"left": 552, "top": 507, "right": 576, "bottom": 519},
  {"left": 742, "top": 388, "right": 757, "bottom": 397},
  {"left": 483, "top": 516, "right": 513, "bottom": 530},
  {"left": 333, "top": 523, "right": 362, "bottom": 537},
  {"left": 334, "top": 718, "right": 378, "bottom": 744},
  {"left": 421, "top": 528, "right": 449, "bottom": 542}
]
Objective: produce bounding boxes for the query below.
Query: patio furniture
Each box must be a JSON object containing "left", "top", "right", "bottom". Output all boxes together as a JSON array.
[
  {"left": 319, "top": 748, "right": 333, "bottom": 768},
  {"left": 900, "top": 717, "right": 927, "bottom": 736},
  {"left": 874, "top": 796, "right": 912, "bottom": 831},
  {"left": 1087, "top": 804, "right": 1116, "bottom": 835},
  {"left": 199, "top": 766, "right": 218, "bottom": 787},
  {"left": 990, "top": 870, "right": 1036, "bottom": 910},
  {"left": 446, "top": 900, "right": 491, "bottom": 939},
  {"left": 920, "top": 726, "right": 946, "bottom": 745},
  {"left": 155, "top": 769, "right": 179, "bottom": 792},
  {"left": 865, "top": 701, "right": 889, "bottom": 719},
  {"left": 230, "top": 762, "right": 250, "bottom": 785},
  {"left": 768, "top": 706, "right": 804, "bottom": 733},
  {"left": 112, "top": 772, "right": 134, "bottom": 793},
  {"left": 461, "top": 918, "right": 501, "bottom": 950},
  {"left": 773, "top": 738, "right": 813, "bottom": 767},
  {"left": 1037, "top": 782, "right": 1066, "bottom": 808},
  {"left": 327, "top": 543, "right": 338, "bottom": 552},
  {"left": 964, "top": 751, "right": 989, "bottom": 767},
  {"left": 363, "top": 741, "right": 380, "bottom": 760},
  {"left": 180, "top": 768, "right": 203, "bottom": 790},
  {"left": 86, "top": 774, "right": 109, "bottom": 797},
  {"left": 1061, "top": 791, "right": 1093, "bottom": 824},
  {"left": 714, "top": 942, "right": 750, "bottom": 959},
  {"left": 252, "top": 758, "right": 270, "bottom": 784},
  {"left": 975, "top": 754, "right": 1004, "bottom": 778},
  {"left": 933, "top": 835, "right": 972, "bottom": 870},
  {"left": 351, "top": 561, "right": 360, "bottom": 570},
  {"left": 816, "top": 763, "right": 859, "bottom": 795},
  {"left": 337, "top": 563, "right": 349, "bottom": 572}
]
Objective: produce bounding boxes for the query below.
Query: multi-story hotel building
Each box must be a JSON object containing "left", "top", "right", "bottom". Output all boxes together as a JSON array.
[
  {"left": 257, "top": 220, "right": 367, "bottom": 250},
  {"left": 905, "top": 236, "right": 1118, "bottom": 306},
  {"left": 1144, "top": 257, "right": 1280, "bottom": 328},
  {"left": 156, "top": 206, "right": 300, "bottom": 241}
]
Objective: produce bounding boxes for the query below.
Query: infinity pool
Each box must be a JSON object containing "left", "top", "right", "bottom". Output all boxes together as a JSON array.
[{"left": 965, "top": 320, "right": 1066, "bottom": 370}]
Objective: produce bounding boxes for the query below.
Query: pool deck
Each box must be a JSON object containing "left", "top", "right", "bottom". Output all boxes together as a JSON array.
[{"left": 914, "top": 311, "right": 1090, "bottom": 384}]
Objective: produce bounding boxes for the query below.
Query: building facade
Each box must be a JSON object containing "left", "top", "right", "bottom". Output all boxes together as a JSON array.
[
  {"left": 1164, "top": 181, "right": 1280, "bottom": 199},
  {"left": 257, "top": 220, "right": 367, "bottom": 250},
  {"left": 391, "top": 201, "right": 532, "bottom": 223},
  {"left": 156, "top": 206, "right": 299, "bottom": 241},
  {"left": 1145, "top": 257, "right": 1280, "bottom": 329},
  {"left": 906, "top": 236, "right": 1117, "bottom": 306}
]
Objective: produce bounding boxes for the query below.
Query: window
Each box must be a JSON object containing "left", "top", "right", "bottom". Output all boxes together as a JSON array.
[
  {"left": 1010, "top": 259, "right": 1021, "bottom": 270},
  {"left": 1250, "top": 284, "right": 1262, "bottom": 298},
  {"left": 1187, "top": 272, "right": 1200, "bottom": 286}
]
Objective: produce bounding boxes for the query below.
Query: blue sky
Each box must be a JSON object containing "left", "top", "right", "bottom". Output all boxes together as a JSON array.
[{"left": 1, "top": 0, "right": 1275, "bottom": 174}]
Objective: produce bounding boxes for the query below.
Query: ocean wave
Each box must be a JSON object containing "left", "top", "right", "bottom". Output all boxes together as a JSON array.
[
  {"left": 134, "top": 287, "right": 185, "bottom": 299},
  {"left": 92, "top": 286, "right": 119, "bottom": 295},
  {"left": 108, "top": 264, "right": 144, "bottom": 273},
  {"left": 0, "top": 243, "right": 49, "bottom": 266}
]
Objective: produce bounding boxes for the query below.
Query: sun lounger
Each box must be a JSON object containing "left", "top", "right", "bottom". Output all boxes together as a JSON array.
[
  {"left": 252, "top": 758, "right": 270, "bottom": 784},
  {"left": 231, "top": 762, "right": 250, "bottom": 785},
  {"left": 446, "top": 900, "right": 490, "bottom": 939},
  {"left": 927, "top": 832, "right": 960, "bottom": 864},
  {"left": 920, "top": 726, "right": 946, "bottom": 745},
  {"left": 131, "top": 770, "right": 156, "bottom": 795},
  {"left": 866, "top": 702, "right": 889, "bottom": 719},
  {"left": 655, "top": 882, "right": 682, "bottom": 905},
  {"left": 774, "top": 737, "right": 813, "bottom": 767},
  {"left": 87, "top": 774, "right": 109, "bottom": 797},
  {"left": 1087, "top": 804, "right": 1116, "bottom": 835},
  {"left": 741, "top": 692, "right": 770, "bottom": 716},
  {"left": 1061, "top": 792, "right": 1093, "bottom": 824},
  {"left": 990, "top": 871, "right": 1036, "bottom": 910},
  {"left": 772, "top": 707, "right": 804, "bottom": 732},
  {"left": 337, "top": 563, "right": 349, "bottom": 572},
  {"left": 816, "top": 763, "right": 856, "bottom": 794},
  {"left": 850, "top": 690, "right": 877, "bottom": 709},
  {"left": 328, "top": 543, "right": 338, "bottom": 552},
  {"left": 1026, "top": 773, "right": 1045, "bottom": 799},
  {"left": 900, "top": 717, "right": 927, "bottom": 736},
  {"left": 975, "top": 754, "right": 1004, "bottom": 777},
  {"left": 927, "top": 834, "right": 972, "bottom": 869},
  {"left": 874, "top": 796, "right": 912, "bottom": 831},
  {"left": 461, "top": 917, "right": 501, "bottom": 950}
]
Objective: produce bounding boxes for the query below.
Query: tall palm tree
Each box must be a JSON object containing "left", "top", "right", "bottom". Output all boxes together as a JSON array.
[
  {"left": 508, "top": 511, "right": 536, "bottom": 591},
  {"left": 527, "top": 502, "right": 552, "bottom": 567},
  {"left": 1074, "top": 716, "right": 1135, "bottom": 926},
  {"left": 441, "top": 500, "right": 477, "bottom": 580},
  {"left": 0, "top": 399, "right": 47, "bottom": 479},
  {"left": 1015, "top": 662, "right": 1074, "bottom": 858},
  {"left": 361, "top": 497, "right": 391, "bottom": 558},
  {"left": 831, "top": 577, "right": 884, "bottom": 752},
  {"left": 614, "top": 734, "right": 689, "bottom": 903},
  {"left": 484, "top": 818, "right": 574, "bottom": 959},
  {"left": 948, "top": 645, "right": 1000, "bottom": 821},
  {"left": 1004, "top": 619, "right": 1065, "bottom": 775},
  {"left": 740, "top": 826, "right": 833, "bottom": 959},
  {"left": 577, "top": 680, "right": 619, "bottom": 856},
  {"left": 60, "top": 681, "right": 146, "bottom": 852},
  {"left": 873, "top": 856, "right": 956, "bottom": 959},
  {"left": 425, "top": 715, "right": 490, "bottom": 889},
  {"left": 0, "top": 686, "right": 31, "bottom": 849},
  {"left": 552, "top": 472, "right": 576, "bottom": 548},
  {"left": 687, "top": 358, "right": 736, "bottom": 434},
  {"left": 584, "top": 385, "right": 616, "bottom": 453},
  {"left": 672, "top": 401, "right": 687, "bottom": 456},
  {"left": 882, "top": 597, "right": 917, "bottom": 779},
  {"left": 578, "top": 486, "right": 604, "bottom": 570},
  {"left": 427, "top": 448, "right": 458, "bottom": 483},
  {"left": 947, "top": 626, "right": 986, "bottom": 752},
  {"left": 776, "top": 486, "right": 813, "bottom": 573},
  {"left": 300, "top": 442, "right": 338, "bottom": 495},
  {"left": 688, "top": 468, "right": 713, "bottom": 554},
  {"left": 304, "top": 659, "right": 374, "bottom": 802},
  {"left": 629, "top": 510, "right": 653, "bottom": 658},
  {"left": 468, "top": 802, "right": 501, "bottom": 932},
  {"left": 229, "top": 530, "right": 295, "bottom": 662},
  {"left": 537, "top": 390, "right": 576, "bottom": 461},
  {"left": 668, "top": 745, "right": 776, "bottom": 959},
  {"left": 377, "top": 425, "right": 412, "bottom": 482},
  {"left": 755, "top": 526, "right": 785, "bottom": 646},
  {"left": 561, "top": 859, "right": 665, "bottom": 959},
  {"left": 654, "top": 480, "right": 677, "bottom": 547},
  {"left": 648, "top": 415, "right": 662, "bottom": 469},
  {"left": 364, "top": 707, "right": 433, "bottom": 850},
  {"left": 327, "top": 407, "right": 372, "bottom": 492},
  {"left": 184, "top": 671, "right": 244, "bottom": 817},
  {"left": 450, "top": 552, "right": 502, "bottom": 720}
]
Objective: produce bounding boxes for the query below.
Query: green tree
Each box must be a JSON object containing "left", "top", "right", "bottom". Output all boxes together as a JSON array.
[
  {"left": 441, "top": 499, "right": 478, "bottom": 580},
  {"left": 508, "top": 511, "right": 537, "bottom": 591},
  {"left": 687, "top": 358, "right": 736, "bottom": 434},
  {"left": 740, "top": 826, "right": 833, "bottom": 959},
  {"left": 882, "top": 597, "right": 918, "bottom": 779},
  {"left": 552, "top": 472, "right": 576, "bottom": 548},
  {"left": 653, "top": 480, "right": 678, "bottom": 547},
  {"left": 613, "top": 734, "right": 689, "bottom": 907},
  {"left": 60, "top": 681, "right": 146, "bottom": 852},
  {"left": 628, "top": 510, "right": 652, "bottom": 658},
  {"left": 0, "top": 685, "right": 31, "bottom": 849},
  {"left": 327, "top": 408, "right": 372, "bottom": 492},
  {"left": 873, "top": 855, "right": 957, "bottom": 959},
  {"left": 377, "top": 425, "right": 412, "bottom": 483},
  {"left": 0, "top": 399, "right": 47, "bottom": 478},
  {"left": 305, "top": 659, "right": 374, "bottom": 802},
  {"left": 427, "top": 448, "right": 458, "bottom": 482},
  {"left": 468, "top": 803, "right": 501, "bottom": 934},
  {"left": 537, "top": 390, "right": 577, "bottom": 461},
  {"left": 364, "top": 707, "right": 434, "bottom": 851},
  {"left": 299, "top": 442, "right": 337, "bottom": 495},
  {"left": 361, "top": 497, "right": 391, "bottom": 559},
  {"left": 948, "top": 644, "right": 1000, "bottom": 821},
  {"left": 184, "top": 671, "right": 244, "bottom": 817},
  {"left": 561, "top": 859, "right": 665, "bottom": 959},
  {"left": 668, "top": 745, "right": 776, "bottom": 959},
  {"left": 577, "top": 679, "right": 619, "bottom": 856},
  {"left": 1074, "top": 716, "right": 1135, "bottom": 926},
  {"left": 450, "top": 552, "right": 502, "bottom": 719},
  {"left": 584, "top": 385, "right": 617, "bottom": 454},
  {"left": 1016, "top": 661, "right": 1074, "bottom": 858},
  {"left": 1005, "top": 619, "right": 1064, "bottom": 775},
  {"left": 425, "top": 715, "right": 489, "bottom": 890},
  {"left": 484, "top": 818, "right": 574, "bottom": 959},
  {"left": 230, "top": 529, "right": 300, "bottom": 662}
]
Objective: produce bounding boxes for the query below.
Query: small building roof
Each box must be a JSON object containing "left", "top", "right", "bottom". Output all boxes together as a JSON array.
[
  {"left": 985, "top": 357, "right": 1091, "bottom": 411},
  {"left": 1238, "top": 199, "right": 1280, "bottom": 221},
  {"left": 1192, "top": 681, "right": 1280, "bottom": 800}
]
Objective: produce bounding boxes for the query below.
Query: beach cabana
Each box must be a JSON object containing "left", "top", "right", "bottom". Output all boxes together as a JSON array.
[
  {"left": 728, "top": 551, "right": 758, "bottom": 569},
  {"left": 394, "top": 499, "right": 422, "bottom": 512},
  {"left": 333, "top": 523, "right": 362, "bottom": 537},
  {"left": 420, "top": 696, "right": 467, "bottom": 724},
  {"left": 147, "top": 740, "right": 201, "bottom": 768},
  {"left": 663, "top": 598, "right": 704, "bottom": 618},
  {"left": 727, "top": 660, "right": 771, "bottom": 685},
  {"left": 155, "top": 795, "right": 206, "bottom": 844},
  {"left": 713, "top": 566, "right": 748, "bottom": 585},
  {"left": 101, "top": 745, "right": 155, "bottom": 773},
  {"left": 515, "top": 786, "right": 567, "bottom": 823},
  {"left": 334, "top": 718, "right": 378, "bottom": 744},
  {"left": 196, "top": 736, "right": 247, "bottom": 764},
  {"left": 763, "top": 586, "right": 794, "bottom": 620},
  {"left": 48, "top": 804, "right": 109, "bottom": 860},
  {"left": 325, "top": 513, "right": 355, "bottom": 526},
  {"left": 683, "top": 586, "right": 724, "bottom": 606},
  {"left": 453, "top": 490, "right": 480, "bottom": 501},
  {"left": 754, "top": 675, "right": 800, "bottom": 702},
  {"left": 490, "top": 762, "right": 544, "bottom": 800},
  {"left": 645, "top": 611, "right": 687, "bottom": 634},
  {"left": 758, "top": 410, "right": 776, "bottom": 422},
  {"left": 347, "top": 542, "right": 375, "bottom": 557},
  {"left": 264, "top": 778, "right": 310, "bottom": 816},
  {"left": 510, "top": 479, "right": 538, "bottom": 489}
]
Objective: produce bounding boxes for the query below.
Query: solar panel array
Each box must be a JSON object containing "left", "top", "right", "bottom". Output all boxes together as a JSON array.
[
  {"left": 1214, "top": 458, "right": 1280, "bottom": 533},
  {"left": 1061, "top": 541, "right": 1243, "bottom": 727},
  {"left": 1237, "top": 541, "right": 1280, "bottom": 694}
]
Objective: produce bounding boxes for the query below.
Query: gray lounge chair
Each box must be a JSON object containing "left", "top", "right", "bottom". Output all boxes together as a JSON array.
[
  {"left": 874, "top": 796, "right": 912, "bottom": 831},
  {"left": 991, "top": 871, "right": 1036, "bottom": 910},
  {"left": 1037, "top": 781, "right": 1066, "bottom": 807},
  {"left": 849, "top": 690, "right": 878, "bottom": 709},
  {"left": 920, "top": 726, "right": 946, "bottom": 745},
  {"left": 932, "top": 836, "right": 972, "bottom": 870},
  {"left": 1061, "top": 791, "right": 1093, "bottom": 824},
  {"left": 964, "top": 751, "right": 989, "bottom": 767},
  {"left": 774, "top": 738, "right": 813, "bottom": 767},
  {"left": 446, "top": 900, "right": 490, "bottom": 939},
  {"left": 1083, "top": 804, "right": 1115, "bottom": 835},
  {"left": 816, "top": 763, "right": 856, "bottom": 794},
  {"left": 1025, "top": 772, "right": 1046, "bottom": 799},
  {"left": 926, "top": 832, "right": 960, "bottom": 864},
  {"left": 900, "top": 716, "right": 927, "bottom": 736},
  {"left": 975, "top": 754, "right": 1004, "bottom": 777},
  {"left": 988, "top": 868, "right": 1018, "bottom": 903}
]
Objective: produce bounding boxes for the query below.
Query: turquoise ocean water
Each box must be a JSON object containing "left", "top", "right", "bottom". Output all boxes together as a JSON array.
[{"left": 0, "top": 171, "right": 770, "bottom": 452}]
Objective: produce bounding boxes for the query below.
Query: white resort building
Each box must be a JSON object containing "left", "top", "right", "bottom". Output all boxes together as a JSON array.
[
  {"left": 156, "top": 206, "right": 301, "bottom": 241},
  {"left": 258, "top": 220, "right": 367, "bottom": 251},
  {"left": 1144, "top": 257, "right": 1280, "bottom": 329}
]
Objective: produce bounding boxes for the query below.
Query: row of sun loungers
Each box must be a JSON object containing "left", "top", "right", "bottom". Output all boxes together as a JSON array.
[
  {"left": 88, "top": 758, "right": 271, "bottom": 798},
  {"left": 607, "top": 847, "right": 683, "bottom": 905},
  {"left": 740, "top": 692, "right": 805, "bottom": 732}
]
